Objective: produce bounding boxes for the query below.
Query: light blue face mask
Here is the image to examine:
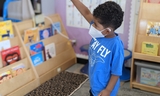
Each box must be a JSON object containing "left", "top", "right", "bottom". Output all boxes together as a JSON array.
[{"left": 88, "top": 25, "right": 111, "bottom": 39}]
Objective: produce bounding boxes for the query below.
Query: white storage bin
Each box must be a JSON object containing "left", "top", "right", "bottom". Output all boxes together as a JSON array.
[{"left": 135, "top": 60, "right": 160, "bottom": 87}]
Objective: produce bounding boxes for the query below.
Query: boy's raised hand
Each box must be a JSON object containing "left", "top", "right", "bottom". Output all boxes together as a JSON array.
[{"left": 71, "top": 0, "right": 93, "bottom": 23}]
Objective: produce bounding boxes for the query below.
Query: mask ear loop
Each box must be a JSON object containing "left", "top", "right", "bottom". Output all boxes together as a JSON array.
[
  {"left": 44, "top": 16, "right": 76, "bottom": 44},
  {"left": 107, "top": 28, "right": 112, "bottom": 32},
  {"left": 103, "top": 28, "right": 112, "bottom": 37}
]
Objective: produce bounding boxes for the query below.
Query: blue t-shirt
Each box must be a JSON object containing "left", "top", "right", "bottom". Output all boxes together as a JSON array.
[{"left": 88, "top": 35, "right": 124, "bottom": 96}]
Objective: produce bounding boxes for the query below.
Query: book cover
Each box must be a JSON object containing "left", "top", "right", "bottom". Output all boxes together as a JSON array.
[
  {"left": 31, "top": 51, "right": 44, "bottom": 66},
  {"left": 51, "top": 22, "right": 61, "bottom": 35},
  {"left": 34, "top": 14, "right": 45, "bottom": 27},
  {"left": 0, "top": 71, "right": 12, "bottom": 84},
  {"left": 30, "top": 41, "right": 44, "bottom": 55},
  {"left": 24, "top": 27, "right": 39, "bottom": 45},
  {"left": 1, "top": 46, "right": 21, "bottom": 66},
  {"left": 0, "top": 20, "right": 14, "bottom": 41},
  {"left": 0, "top": 40, "right": 11, "bottom": 51},
  {"left": 146, "top": 21, "right": 160, "bottom": 37},
  {"left": 39, "top": 28, "right": 53, "bottom": 40},
  {"left": 141, "top": 42, "right": 159, "bottom": 56},
  {"left": 11, "top": 64, "right": 26, "bottom": 77},
  {"left": 45, "top": 43, "right": 56, "bottom": 60}
]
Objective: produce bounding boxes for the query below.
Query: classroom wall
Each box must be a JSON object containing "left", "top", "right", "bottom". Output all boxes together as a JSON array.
[
  {"left": 55, "top": 0, "right": 132, "bottom": 57},
  {"left": 41, "top": 0, "right": 55, "bottom": 15}
]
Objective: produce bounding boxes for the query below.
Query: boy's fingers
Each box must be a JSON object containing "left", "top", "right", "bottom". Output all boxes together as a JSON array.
[{"left": 98, "top": 93, "right": 102, "bottom": 96}]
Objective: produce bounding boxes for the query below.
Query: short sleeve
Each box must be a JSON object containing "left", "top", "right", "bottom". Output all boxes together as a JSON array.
[{"left": 111, "top": 42, "right": 124, "bottom": 76}]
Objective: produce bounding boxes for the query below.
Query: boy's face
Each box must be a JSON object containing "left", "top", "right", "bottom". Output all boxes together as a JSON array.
[
  {"left": 92, "top": 17, "right": 104, "bottom": 31},
  {"left": 92, "top": 17, "right": 111, "bottom": 35}
]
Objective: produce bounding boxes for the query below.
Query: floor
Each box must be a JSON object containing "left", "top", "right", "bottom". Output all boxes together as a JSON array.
[
  {"left": 66, "top": 64, "right": 90, "bottom": 96},
  {"left": 66, "top": 63, "right": 160, "bottom": 96}
]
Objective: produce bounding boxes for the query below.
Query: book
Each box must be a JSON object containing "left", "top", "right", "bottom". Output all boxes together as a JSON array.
[
  {"left": 30, "top": 41, "right": 44, "bottom": 55},
  {"left": 1, "top": 46, "right": 21, "bottom": 66},
  {"left": 45, "top": 43, "right": 56, "bottom": 60},
  {"left": 24, "top": 27, "right": 39, "bottom": 45},
  {"left": 0, "top": 71, "right": 12, "bottom": 84},
  {"left": 51, "top": 22, "right": 61, "bottom": 35},
  {"left": 39, "top": 28, "right": 53, "bottom": 40},
  {"left": 141, "top": 42, "right": 159, "bottom": 56},
  {"left": 0, "top": 20, "right": 14, "bottom": 41},
  {"left": 31, "top": 51, "right": 44, "bottom": 66},
  {"left": 146, "top": 21, "right": 160, "bottom": 37},
  {"left": 0, "top": 40, "right": 11, "bottom": 51},
  {"left": 34, "top": 14, "right": 45, "bottom": 27},
  {"left": 11, "top": 64, "right": 26, "bottom": 77}
]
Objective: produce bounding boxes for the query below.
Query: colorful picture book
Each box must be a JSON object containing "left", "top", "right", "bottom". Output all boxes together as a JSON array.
[
  {"left": 11, "top": 64, "right": 26, "bottom": 77},
  {"left": 0, "top": 71, "right": 12, "bottom": 84},
  {"left": 0, "top": 20, "right": 14, "bottom": 41},
  {"left": 146, "top": 21, "right": 160, "bottom": 37},
  {"left": 34, "top": 14, "right": 45, "bottom": 27},
  {"left": 1, "top": 46, "right": 21, "bottom": 67},
  {"left": 140, "top": 67, "right": 160, "bottom": 87},
  {"left": 0, "top": 40, "right": 11, "bottom": 51},
  {"left": 141, "top": 42, "right": 159, "bottom": 56},
  {"left": 51, "top": 22, "right": 61, "bottom": 35},
  {"left": 39, "top": 28, "right": 53, "bottom": 40},
  {"left": 24, "top": 27, "right": 39, "bottom": 45},
  {"left": 30, "top": 41, "right": 44, "bottom": 55},
  {"left": 45, "top": 43, "right": 56, "bottom": 60},
  {"left": 31, "top": 51, "right": 44, "bottom": 66}
]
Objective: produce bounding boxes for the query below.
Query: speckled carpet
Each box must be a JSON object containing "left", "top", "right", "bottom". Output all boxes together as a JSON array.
[
  {"left": 25, "top": 71, "right": 160, "bottom": 96},
  {"left": 25, "top": 71, "right": 88, "bottom": 96}
]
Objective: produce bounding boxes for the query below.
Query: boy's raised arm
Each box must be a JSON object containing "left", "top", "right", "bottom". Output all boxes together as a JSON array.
[{"left": 71, "top": 0, "right": 93, "bottom": 23}]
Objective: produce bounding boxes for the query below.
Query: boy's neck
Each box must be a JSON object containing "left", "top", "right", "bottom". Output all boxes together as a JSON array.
[{"left": 105, "top": 32, "right": 116, "bottom": 38}]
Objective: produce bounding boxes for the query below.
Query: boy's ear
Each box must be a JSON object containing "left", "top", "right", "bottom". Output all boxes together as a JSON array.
[
  {"left": 106, "top": 28, "right": 111, "bottom": 32},
  {"left": 104, "top": 28, "right": 111, "bottom": 34}
]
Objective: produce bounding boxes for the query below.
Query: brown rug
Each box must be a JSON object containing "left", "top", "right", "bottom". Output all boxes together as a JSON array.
[{"left": 25, "top": 71, "right": 88, "bottom": 96}]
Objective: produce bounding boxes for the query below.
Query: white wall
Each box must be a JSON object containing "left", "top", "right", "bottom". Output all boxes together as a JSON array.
[
  {"left": 128, "top": 0, "right": 140, "bottom": 50},
  {"left": 41, "top": 0, "right": 55, "bottom": 15}
]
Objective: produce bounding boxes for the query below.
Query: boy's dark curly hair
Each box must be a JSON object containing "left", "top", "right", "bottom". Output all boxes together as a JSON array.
[{"left": 93, "top": 1, "right": 124, "bottom": 30}]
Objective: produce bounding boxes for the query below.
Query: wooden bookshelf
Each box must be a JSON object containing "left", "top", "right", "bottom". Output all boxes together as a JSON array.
[
  {"left": 13, "top": 14, "right": 76, "bottom": 85},
  {"left": 130, "top": 0, "right": 160, "bottom": 94},
  {"left": 0, "top": 14, "right": 76, "bottom": 96},
  {"left": 0, "top": 24, "right": 39, "bottom": 96}
]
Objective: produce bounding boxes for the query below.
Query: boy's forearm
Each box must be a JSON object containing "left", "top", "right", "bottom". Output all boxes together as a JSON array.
[
  {"left": 71, "top": 0, "right": 93, "bottom": 23},
  {"left": 105, "top": 75, "right": 119, "bottom": 92}
]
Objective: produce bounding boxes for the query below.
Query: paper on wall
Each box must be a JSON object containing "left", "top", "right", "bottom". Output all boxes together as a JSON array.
[{"left": 66, "top": 0, "right": 126, "bottom": 33}]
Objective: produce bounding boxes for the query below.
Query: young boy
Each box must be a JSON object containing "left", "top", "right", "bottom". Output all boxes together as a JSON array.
[{"left": 71, "top": 0, "right": 124, "bottom": 96}]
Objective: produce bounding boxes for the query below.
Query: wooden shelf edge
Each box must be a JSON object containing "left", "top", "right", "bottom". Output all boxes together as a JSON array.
[
  {"left": 133, "top": 52, "right": 160, "bottom": 62},
  {"left": 7, "top": 79, "right": 39, "bottom": 96},
  {"left": 40, "top": 56, "right": 76, "bottom": 77},
  {"left": 39, "top": 57, "right": 76, "bottom": 84},
  {"left": 131, "top": 81, "right": 160, "bottom": 94},
  {"left": 35, "top": 48, "right": 76, "bottom": 76},
  {"left": 143, "top": 2, "right": 160, "bottom": 6}
]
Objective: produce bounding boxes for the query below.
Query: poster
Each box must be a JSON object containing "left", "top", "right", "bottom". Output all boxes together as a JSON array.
[{"left": 66, "top": 0, "right": 126, "bottom": 33}]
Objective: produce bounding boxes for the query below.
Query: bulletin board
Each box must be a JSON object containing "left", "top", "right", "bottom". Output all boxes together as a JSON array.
[{"left": 66, "top": 0, "right": 126, "bottom": 33}]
